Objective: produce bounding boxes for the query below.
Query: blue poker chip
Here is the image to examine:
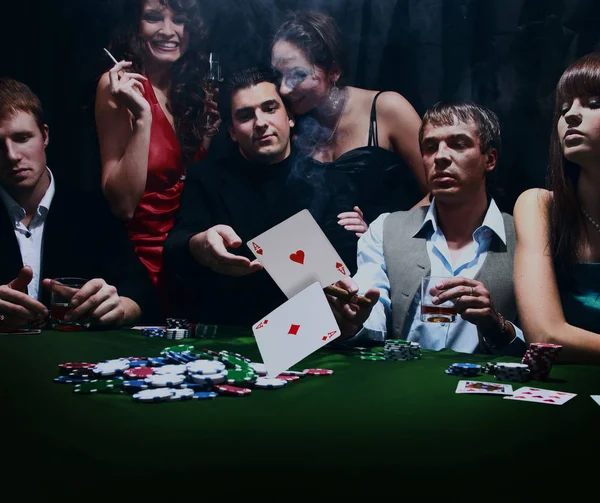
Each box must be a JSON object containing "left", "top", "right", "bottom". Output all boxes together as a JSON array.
[
  {"left": 147, "top": 357, "right": 168, "bottom": 367},
  {"left": 127, "top": 359, "right": 149, "bottom": 368},
  {"left": 141, "top": 328, "right": 165, "bottom": 338},
  {"left": 54, "top": 376, "right": 90, "bottom": 384},
  {"left": 176, "top": 352, "right": 196, "bottom": 363},
  {"left": 165, "top": 351, "right": 189, "bottom": 364},
  {"left": 192, "top": 391, "right": 218, "bottom": 400},
  {"left": 122, "top": 379, "right": 149, "bottom": 391},
  {"left": 451, "top": 363, "right": 482, "bottom": 370}
]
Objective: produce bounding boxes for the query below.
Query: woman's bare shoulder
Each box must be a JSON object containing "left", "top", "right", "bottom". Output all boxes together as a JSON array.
[
  {"left": 515, "top": 188, "right": 552, "bottom": 212},
  {"left": 348, "top": 88, "right": 416, "bottom": 119}
]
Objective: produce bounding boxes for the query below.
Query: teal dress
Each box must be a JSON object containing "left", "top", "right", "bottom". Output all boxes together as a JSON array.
[{"left": 561, "top": 263, "right": 600, "bottom": 334}]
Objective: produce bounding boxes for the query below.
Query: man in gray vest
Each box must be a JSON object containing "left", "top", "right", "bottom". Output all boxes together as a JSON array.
[{"left": 327, "top": 102, "right": 525, "bottom": 355}]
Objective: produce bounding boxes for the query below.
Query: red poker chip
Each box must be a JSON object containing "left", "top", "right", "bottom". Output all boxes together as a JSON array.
[
  {"left": 303, "top": 368, "right": 334, "bottom": 376},
  {"left": 123, "top": 367, "right": 155, "bottom": 379},
  {"left": 276, "top": 375, "right": 300, "bottom": 381},
  {"left": 529, "top": 343, "right": 562, "bottom": 349},
  {"left": 58, "top": 362, "right": 95, "bottom": 369},
  {"left": 213, "top": 385, "right": 251, "bottom": 396}
]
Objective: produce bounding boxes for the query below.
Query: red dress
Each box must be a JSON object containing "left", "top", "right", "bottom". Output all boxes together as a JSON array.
[{"left": 125, "top": 79, "right": 205, "bottom": 303}]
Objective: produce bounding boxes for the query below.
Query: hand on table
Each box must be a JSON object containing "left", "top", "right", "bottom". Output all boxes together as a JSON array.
[
  {"left": 42, "top": 278, "right": 126, "bottom": 327},
  {"left": 189, "top": 225, "right": 263, "bottom": 276},
  {"left": 0, "top": 267, "right": 48, "bottom": 331},
  {"left": 337, "top": 206, "right": 367, "bottom": 237},
  {"left": 326, "top": 278, "right": 380, "bottom": 340}
]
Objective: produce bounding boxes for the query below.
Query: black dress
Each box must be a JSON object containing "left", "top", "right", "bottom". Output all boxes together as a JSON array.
[{"left": 294, "top": 91, "right": 424, "bottom": 274}]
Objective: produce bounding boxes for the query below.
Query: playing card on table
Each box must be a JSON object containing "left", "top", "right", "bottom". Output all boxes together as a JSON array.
[
  {"left": 503, "top": 386, "right": 577, "bottom": 405},
  {"left": 247, "top": 209, "right": 349, "bottom": 299},
  {"left": 455, "top": 380, "right": 513, "bottom": 395},
  {"left": 590, "top": 395, "right": 600, "bottom": 406},
  {"left": 251, "top": 282, "right": 340, "bottom": 377}
]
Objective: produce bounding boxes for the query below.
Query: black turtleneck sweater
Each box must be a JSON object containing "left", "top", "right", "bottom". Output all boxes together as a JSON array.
[{"left": 164, "top": 150, "right": 357, "bottom": 327}]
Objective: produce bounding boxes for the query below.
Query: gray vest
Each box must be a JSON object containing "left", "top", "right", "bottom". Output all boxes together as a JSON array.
[{"left": 382, "top": 206, "right": 517, "bottom": 340}]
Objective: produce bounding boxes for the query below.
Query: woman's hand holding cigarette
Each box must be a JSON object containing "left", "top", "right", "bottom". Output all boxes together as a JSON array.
[
  {"left": 108, "top": 60, "right": 150, "bottom": 121},
  {"left": 325, "top": 278, "right": 380, "bottom": 340}
]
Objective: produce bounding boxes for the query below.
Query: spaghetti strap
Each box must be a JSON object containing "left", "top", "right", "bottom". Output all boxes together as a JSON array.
[{"left": 368, "top": 91, "right": 385, "bottom": 147}]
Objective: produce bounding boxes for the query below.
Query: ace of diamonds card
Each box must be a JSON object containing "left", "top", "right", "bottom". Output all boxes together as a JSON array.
[{"left": 251, "top": 282, "right": 340, "bottom": 378}]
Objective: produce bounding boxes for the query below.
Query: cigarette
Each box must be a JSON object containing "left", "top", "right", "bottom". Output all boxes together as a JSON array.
[
  {"left": 324, "top": 285, "right": 372, "bottom": 306},
  {"left": 103, "top": 47, "right": 119, "bottom": 65}
]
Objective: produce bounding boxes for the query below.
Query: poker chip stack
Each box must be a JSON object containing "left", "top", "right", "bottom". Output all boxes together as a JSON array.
[
  {"left": 494, "top": 362, "right": 530, "bottom": 382},
  {"left": 384, "top": 339, "right": 422, "bottom": 361},
  {"left": 521, "top": 343, "right": 562, "bottom": 380},
  {"left": 166, "top": 318, "right": 190, "bottom": 340},
  {"left": 445, "top": 363, "right": 482, "bottom": 377},
  {"left": 141, "top": 327, "right": 165, "bottom": 338},
  {"left": 54, "top": 345, "right": 332, "bottom": 403}
]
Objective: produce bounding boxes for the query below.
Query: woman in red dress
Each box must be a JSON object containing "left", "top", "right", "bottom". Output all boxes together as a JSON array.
[{"left": 95, "top": 0, "right": 217, "bottom": 311}]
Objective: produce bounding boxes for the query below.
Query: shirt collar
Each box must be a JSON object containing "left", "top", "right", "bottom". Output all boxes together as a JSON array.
[
  {"left": 0, "top": 167, "right": 55, "bottom": 219},
  {"left": 413, "top": 197, "right": 506, "bottom": 244}
]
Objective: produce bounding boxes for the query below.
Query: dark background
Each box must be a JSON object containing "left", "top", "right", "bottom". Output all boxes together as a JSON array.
[{"left": 4, "top": 0, "right": 600, "bottom": 211}]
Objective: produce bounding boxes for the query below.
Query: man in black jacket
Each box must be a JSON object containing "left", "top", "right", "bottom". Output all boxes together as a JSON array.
[
  {"left": 0, "top": 78, "right": 154, "bottom": 331},
  {"left": 165, "top": 67, "right": 369, "bottom": 326}
]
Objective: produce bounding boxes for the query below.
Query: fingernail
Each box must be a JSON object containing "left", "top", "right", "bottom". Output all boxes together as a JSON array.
[
  {"left": 70, "top": 298, "right": 79, "bottom": 308},
  {"left": 432, "top": 296, "right": 439, "bottom": 304}
]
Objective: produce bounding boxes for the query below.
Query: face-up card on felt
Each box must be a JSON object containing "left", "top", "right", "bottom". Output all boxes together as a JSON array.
[
  {"left": 591, "top": 395, "right": 600, "bottom": 406},
  {"left": 247, "top": 209, "right": 349, "bottom": 299},
  {"left": 503, "top": 386, "right": 576, "bottom": 405},
  {"left": 251, "top": 282, "right": 340, "bottom": 377},
  {"left": 456, "top": 380, "right": 513, "bottom": 395}
]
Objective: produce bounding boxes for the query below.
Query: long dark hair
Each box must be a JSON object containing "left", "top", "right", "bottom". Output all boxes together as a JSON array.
[
  {"left": 108, "top": 0, "right": 207, "bottom": 164},
  {"left": 272, "top": 11, "right": 348, "bottom": 86},
  {"left": 548, "top": 52, "right": 600, "bottom": 286}
]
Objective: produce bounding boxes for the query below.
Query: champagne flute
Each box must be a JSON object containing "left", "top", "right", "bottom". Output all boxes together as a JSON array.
[{"left": 202, "top": 53, "right": 223, "bottom": 130}]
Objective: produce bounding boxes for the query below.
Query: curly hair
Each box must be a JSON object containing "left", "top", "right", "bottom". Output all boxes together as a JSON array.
[
  {"left": 548, "top": 52, "right": 600, "bottom": 287},
  {"left": 108, "top": 0, "right": 208, "bottom": 164}
]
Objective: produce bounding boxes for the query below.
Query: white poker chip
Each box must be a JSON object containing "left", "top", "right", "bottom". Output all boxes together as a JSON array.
[
  {"left": 254, "top": 377, "right": 287, "bottom": 389},
  {"left": 153, "top": 364, "right": 188, "bottom": 375},
  {"left": 189, "top": 371, "right": 227, "bottom": 384},
  {"left": 249, "top": 362, "right": 268, "bottom": 375},
  {"left": 132, "top": 388, "right": 175, "bottom": 402},
  {"left": 185, "top": 360, "right": 226, "bottom": 375},
  {"left": 169, "top": 388, "right": 194, "bottom": 401},
  {"left": 93, "top": 359, "right": 130, "bottom": 376},
  {"left": 144, "top": 374, "right": 185, "bottom": 387}
]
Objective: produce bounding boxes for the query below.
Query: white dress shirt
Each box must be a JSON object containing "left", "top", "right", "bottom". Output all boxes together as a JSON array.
[
  {"left": 351, "top": 198, "right": 524, "bottom": 353},
  {"left": 0, "top": 168, "right": 55, "bottom": 300}
]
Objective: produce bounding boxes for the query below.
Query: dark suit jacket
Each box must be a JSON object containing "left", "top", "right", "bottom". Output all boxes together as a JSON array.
[
  {"left": 164, "top": 151, "right": 332, "bottom": 326},
  {"left": 0, "top": 184, "right": 157, "bottom": 322}
]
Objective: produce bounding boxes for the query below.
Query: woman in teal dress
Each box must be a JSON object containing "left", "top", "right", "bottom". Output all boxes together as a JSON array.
[{"left": 513, "top": 53, "right": 600, "bottom": 363}]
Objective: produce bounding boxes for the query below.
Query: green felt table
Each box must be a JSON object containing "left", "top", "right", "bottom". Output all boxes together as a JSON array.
[{"left": 1, "top": 328, "right": 598, "bottom": 497}]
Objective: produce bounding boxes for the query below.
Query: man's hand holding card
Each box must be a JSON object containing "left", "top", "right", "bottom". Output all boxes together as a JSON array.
[{"left": 191, "top": 224, "right": 263, "bottom": 276}]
